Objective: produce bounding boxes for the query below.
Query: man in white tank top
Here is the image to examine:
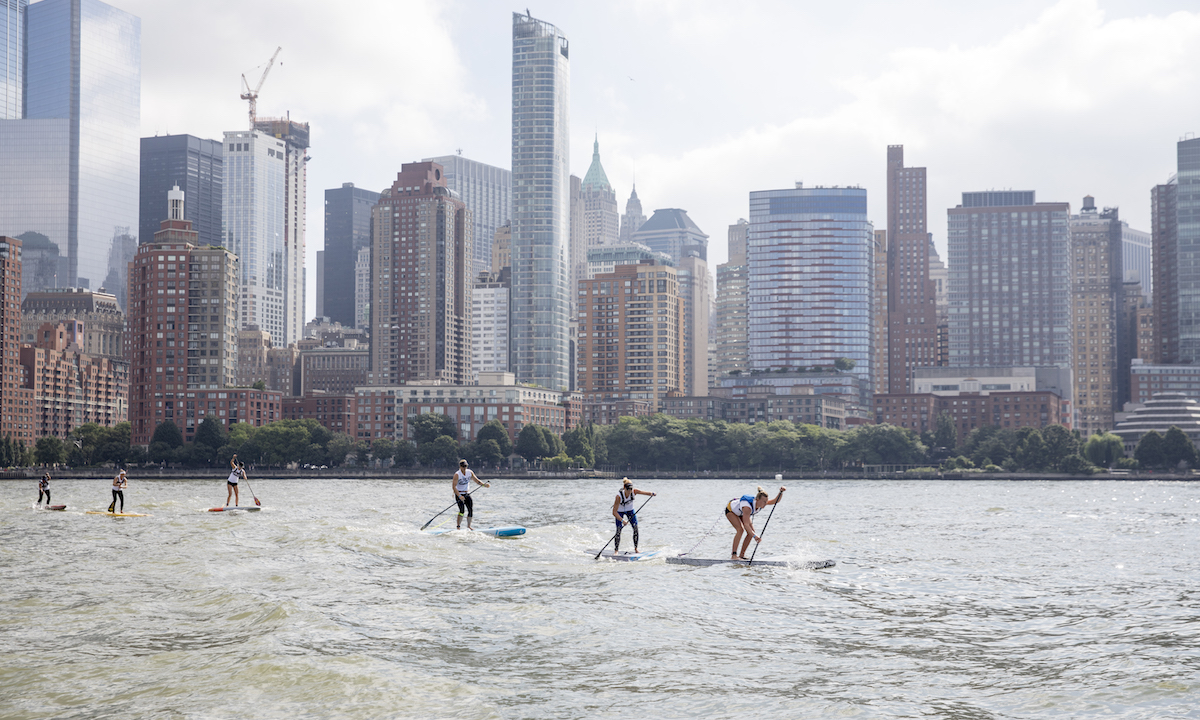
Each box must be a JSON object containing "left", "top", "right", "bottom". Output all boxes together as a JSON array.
[{"left": 453, "top": 460, "right": 490, "bottom": 530}]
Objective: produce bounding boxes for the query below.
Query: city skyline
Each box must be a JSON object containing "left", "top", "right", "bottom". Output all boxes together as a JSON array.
[{"left": 120, "top": 0, "right": 1200, "bottom": 322}]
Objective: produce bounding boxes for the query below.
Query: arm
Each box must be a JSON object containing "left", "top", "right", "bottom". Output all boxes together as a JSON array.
[
  {"left": 473, "top": 471, "right": 489, "bottom": 488},
  {"left": 768, "top": 486, "right": 786, "bottom": 505},
  {"left": 612, "top": 495, "right": 621, "bottom": 519},
  {"left": 452, "top": 474, "right": 461, "bottom": 499},
  {"left": 741, "top": 514, "right": 758, "bottom": 541},
  {"left": 634, "top": 488, "right": 656, "bottom": 497}
]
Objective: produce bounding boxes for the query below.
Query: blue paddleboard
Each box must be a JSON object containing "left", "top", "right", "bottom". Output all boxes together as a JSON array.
[
  {"left": 599, "top": 549, "right": 663, "bottom": 562},
  {"left": 427, "top": 525, "right": 526, "bottom": 538}
]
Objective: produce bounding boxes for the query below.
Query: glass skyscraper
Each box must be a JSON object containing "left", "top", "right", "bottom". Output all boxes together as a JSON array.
[
  {"left": 423, "top": 154, "right": 511, "bottom": 278},
  {"left": 322, "top": 182, "right": 379, "bottom": 328},
  {"left": 747, "top": 185, "right": 874, "bottom": 390},
  {"left": 140, "top": 134, "right": 223, "bottom": 249},
  {"left": 510, "top": 12, "right": 570, "bottom": 391},
  {"left": 1, "top": 0, "right": 25, "bottom": 119},
  {"left": 0, "top": 0, "right": 140, "bottom": 298}
]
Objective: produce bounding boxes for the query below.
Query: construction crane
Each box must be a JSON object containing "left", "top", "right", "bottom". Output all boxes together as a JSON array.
[{"left": 240, "top": 46, "right": 282, "bottom": 129}]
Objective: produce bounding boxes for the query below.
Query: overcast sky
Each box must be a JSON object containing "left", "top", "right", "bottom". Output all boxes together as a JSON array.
[{"left": 126, "top": 0, "right": 1200, "bottom": 321}]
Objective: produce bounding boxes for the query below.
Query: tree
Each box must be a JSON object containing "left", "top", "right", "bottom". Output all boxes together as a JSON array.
[
  {"left": 419, "top": 435, "right": 460, "bottom": 466},
  {"left": 393, "top": 440, "right": 417, "bottom": 467},
  {"left": 150, "top": 420, "right": 184, "bottom": 449},
  {"left": 325, "top": 433, "right": 357, "bottom": 467},
  {"left": 252, "top": 380, "right": 267, "bottom": 390},
  {"left": 834, "top": 357, "right": 856, "bottom": 372},
  {"left": 562, "top": 427, "right": 595, "bottom": 468},
  {"left": 35, "top": 436, "right": 67, "bottom": 466},
  {"left": 370, "top": 438, "right": 396, "bottom": 466},
  {"left": 1041, "top": 424, "right": 1081, "bottom": 471},
  {"left": 194, "top": 417, "right": 228, "bottom": 453},
  {"left": 1161, "top": 426, "right": 1199, "bottom": 469},
  {"left": 476, "top": 420, "right": 513, "bottom": 457},
  {"left": 476, "top": 439, "right": 505, "bottom": 468},
  {"left": 1082, "top": 432, "right": 1124, "bottom": 468},
  {"left": 931, "top": 413, "right": 957, "bottom": 457},
  {"left": 411, "top": 413, "right": 458, "bottom": 445},
  {"left": 1058, "top": 454, "right": 1096, "bottom": 475},
  {"left": 1134, "top": 430, "right": 1166, "bottom": 469},
  {"left": 515, "top": 424, "right": 550, "bottom": 463}
]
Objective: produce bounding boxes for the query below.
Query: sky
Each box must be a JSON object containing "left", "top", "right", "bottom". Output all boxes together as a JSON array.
[{"left": 126, "top": 0, "right": 1200, "bottom": 322}]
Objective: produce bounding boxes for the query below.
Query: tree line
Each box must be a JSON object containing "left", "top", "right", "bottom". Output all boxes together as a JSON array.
[{"left": 7, "top": 411, "right": 1198, "bottom": 475}]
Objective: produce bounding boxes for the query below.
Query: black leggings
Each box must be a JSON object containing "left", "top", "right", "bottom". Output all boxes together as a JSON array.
[
  {"left": 109, "top": 489, "right": 124, "bottom": 513},
  {"left": 614, "top": 511, "right": 638, "bottom": 552},
  {"left": 38, "top": 489, "right": 50, "bottom": 504},
  {"left": 455, "top": 493, "right": 474, "bottom": 518}
]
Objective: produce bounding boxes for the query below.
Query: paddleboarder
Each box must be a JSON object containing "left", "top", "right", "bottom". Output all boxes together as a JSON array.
[
  {"left": 108, "top": 468, "right": 128, "bottom": 513},
  {"left": 37, "top": 472, "right": 51, "bottom": 506},
  {"left": 225, "top": 462, "right": 243, "bottom": 507},
  {"left": 453, "top": 460, "right": 489, "bottom": 530},
  {"left": 611, "top": 478, "right": 655, "bottom": 554},
  {"left": 726, "top": 485, "right": 785, "bottom": 560}
]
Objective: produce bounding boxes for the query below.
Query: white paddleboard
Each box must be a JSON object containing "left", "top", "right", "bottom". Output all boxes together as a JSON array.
[
  {"left": 598, "top": 549, "right": 663, "bottom": 562},
  {"left": 426, "top": 525, "right": 526, "bottom": 537},
  {"left": 665, "top": 556, "right": 835, "bottom": 569},
  {"left": 206, "top": 506, "right": 262, "bottom": 512}
]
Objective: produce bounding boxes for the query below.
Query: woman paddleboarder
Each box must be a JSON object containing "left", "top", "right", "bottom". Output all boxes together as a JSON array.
[
  {"left": 453, "top": 460, "right": 489, "bottom": 530},
  {"left": 108, "top": 468, "right": 128, "bottom": 513},
  {"left": 611, "top": 478, "right": 655, "bottom": 554},
  {"left": 225, "top": 462, "right": 243, "bottom": 507},
  {"left": 37, "top": 472, "right": 51, "bottom": 506},
  {"left": 726, "top": 486, "right": 785, "bottom": 560}
]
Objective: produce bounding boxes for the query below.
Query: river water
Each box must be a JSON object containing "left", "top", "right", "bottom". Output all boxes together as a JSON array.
[{"left": 1, "top": 478, "right": 1197, "bottom": 719}]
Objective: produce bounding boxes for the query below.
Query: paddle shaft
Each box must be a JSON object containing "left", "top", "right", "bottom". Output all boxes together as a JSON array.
[
  {"left": 595, "top": 494, "right": 654, "bottom": 559},
  {"left": 420, "top": 482, "right": 488, "bottom": 530},
  {"left": 747, "top": 493, "right": 781, "bottom": 566},
  {"left": 239, "top": 466, "right": 260, "bottom": 506}
]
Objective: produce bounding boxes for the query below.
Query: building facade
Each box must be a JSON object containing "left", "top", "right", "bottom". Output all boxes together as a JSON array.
[
  {"left": 581, "top": 136, "right": 619, "bottom": 250},
  {"left": 875, "top": 389, "right": 1070, "bottom": 439},
  {"left": 713, "top": 219, "right": 750, "bottom": 381},
  {"left": 1152, "top": 138, "right": 1200, "bottom": 364},
  {"left": 577, "top": 261, "right": 682, "bottom": 411},
  {"left": 491, "top": 222, "right": 511, "bottom": 274},
  {"left": 22, "top": 287, "right": 124, "bottom": 361},
  {"left": 282, "top": 391, "right": 357, "bottom": 437},
  {"left": 1, "top": 235, "right": 35, "bottom": 442},
  {"left": 747, "top": 185, "right": 874, "bottom": 390},
  {"left": 424, "top": 154, "right": 512, "bottom": 278},
  {"left": 677, "top": 254, "right": 711, "bottom": 397},
  {"left": 140, "top": 135, "right": 223, "bottom": 250},
  {"left": 872, "top": 229, "right": 889, "bottom": 396},
  {"left": 886, "top": 146, "right": 938, "bottom": 394},
  {"left": 631, "top": 208, "right": 708, "bottom": 265},
  {"left": 369, "top": 162, "right": 471, "bottom": 386},
  {"left": 0, "top": 0, "right": 140, "bottom": 296},
  {"left": 20, "top": 321, "right": 127, "bottom": 438},
  {"left": 947, "top": 192, "right": 1072, "bottom": 369},
  {"left": 585, "top": 244, "right": 673, "bottom": 280},
  {"left": 471, "top": 268, "right": 510, "bottom": 378},
  {"left": 619, "top": 185, "right": 646, "bottom": 244},
  {"left": 510, "top": 12, "right": 571, "bottom": 391},
  {"left": 322, "top": 182, "right": 380, "bottom": 328},
  {"left": 1112, "top": 392, "right": 1200, "bottom": 455}
]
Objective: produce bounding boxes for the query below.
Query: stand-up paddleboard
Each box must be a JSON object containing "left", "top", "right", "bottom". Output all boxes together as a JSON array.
[
  {"left": 666, "top": 556, "right": 835, "bottom": 569},
  {"left": 206, "top": 506, "right": 262, "bottom": 512},
  {"left": 39, "top": 505, "right": 67, "bottom": 511},
  {"left": 85, "top": 511, "right": 149, "bottom": 517},
  {"left": 599, "top": 549, "right": 663, "bottom": 562},
  {"left": 426, "top": 525, "right": 526, "bottom": 537}
]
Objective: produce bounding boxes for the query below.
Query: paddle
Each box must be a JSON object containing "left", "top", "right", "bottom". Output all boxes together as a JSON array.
[
  {"left": 240, "top": 464, "right": 261, "bottom": 507},
  {"left": 420, "top": 482, "right": 489, "bottom": 531},
  {"left": 595, "top": 494, "right": 654, "bottom": 559},
  {"left": 747, "top": 489, "right": 781, "bottom": 567}
]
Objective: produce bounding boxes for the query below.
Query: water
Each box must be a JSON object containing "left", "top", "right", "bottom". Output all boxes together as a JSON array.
[{"left": 2, "top": 478, "right": 1198, "bottom": 719}]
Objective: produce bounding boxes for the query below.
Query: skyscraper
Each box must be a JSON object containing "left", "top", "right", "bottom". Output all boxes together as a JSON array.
[
  {"left": 423, "top": 154, "right": 511, "bottom": 277},
  {"left": 369, "top": 162, "right": 471, "bottom": 386},
  {"left": 511, "top": 11, "right": 571, "bottom": 391},
  {"left": 0, "top": 0, "right": 140, "bottom": 296},
  {"left": 747, "top": 185, "right": 874, "bottom": 389},
  {"left": 947, "top": 191, "right": 1072, "bottom": 368},
  {"left": 886, "top": 146, "right": 937, "bottom": 394},
  {"left": 223, "top": 119, "right": 309, "bottom": 346},
  {"left": 871, "top": 229, "right": 889, "bottom": 394},
  {"left": 677, "top": 254, "right": 711, "bottom": 397},
  {"left": 1069, "top": 196, "right": 1124, "bottom": 433},
  {"left": 322, "top": 182, "right": 379, "bottom": 328},
  {"left": 1152, "top": 137, "right": 1200, "bottom": 365},
  {"left": 581, "top": 136, "right": 619, "bottom": 249},
  {"left": 632, "top": 208, "right": 708, "bottom": 263},
  {"left": 1151, "top": 176, "right": 1178, "bottom": 364},
  {"left": 139, "top": 135, "right": 223, "bottom": 249},
  {"left": 619, "top": 185, "right": 646, "bottom": 244},
  {"left": 1, "top": 235, "right": 36, "bottom": 442},
  {"left": 714, "top": 219, "right": 749, "bottom": 380}
]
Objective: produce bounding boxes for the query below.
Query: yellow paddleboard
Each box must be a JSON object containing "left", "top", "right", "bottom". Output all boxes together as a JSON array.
[{"left": 85, "top": 511, "right": 149, "bottom": 517}]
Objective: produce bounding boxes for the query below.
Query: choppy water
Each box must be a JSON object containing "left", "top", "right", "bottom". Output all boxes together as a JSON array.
[{"left": 2, "top": 477, "right": 1198, "bottom": 719}]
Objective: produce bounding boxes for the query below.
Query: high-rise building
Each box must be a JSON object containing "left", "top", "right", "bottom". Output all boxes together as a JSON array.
[
  {"left": 631, "top": 208, "right": 708, "bottom": 264},
  {"left": 586, "top": 243, "right": 673, "bottom": 280},
  {"left": 472, "top": 268, "right": 510, "bottom": 378},
  {"left": 747, "top": 185, "right": 874, "bottom": 389},
  {"left": 322, "top": 182, "right": 379, "bottom": 328},
  {"left": 1151, "top": 137, "right": 1200, "bottom": 364},
  {"left": 948, "top": 191, "right": 1072, "bottom": 369},
  {"left": 511, "top": 11, "right": 571, "bottom": 391},
  {"left": 0, "top": 0, "right": 140, "bottom": 296},
  {"left": 1123, "top": 223, "right": 1152, "bottom": 299},
  {"left": 619, "top": 185, "right": 646, "bottom": 244},
  {"left": 581, "top": 136, "right": 619, "bottom": 249},
  {"left": 885, "top": 146, "right": 937, "bottom": 394},
  {"left": 140, "top": 135, "right": 223, "bottom": 249},
  {"left": 678, "top": 255, "right": 711, "bottom": 397},
  {"left": 223, "top": 118, "right": 309, "bottom": 346},
  {"left": 354, "top": 245, "right": 371, "bottom": 330},
  {"left": 491, "top": 222, "right": 511, "bottom": 274},
  {"left": 1069, "top": 196, "right": 1125, "bottom": 434},
  {"left": 577, "top": 261, "right": 682, "bottom": 411},
  {"left": 20, "top": 321, "right": 127, "bottom": 438},
  {"left": 369, "top": 162, "right": 471, "bottom": 386},
  {"left": 1151, "top": 177, "right": 1177, "bottom": 364},
  {"left": 126, "top": 187, "right": 239, "bottom": 445},
  {"left": 871, "top": 229, "right": 889, "bottom": 395},
  {"left": 22, "top": 287, "right": 125, "bottom": 361},
  {"left": 1, "top": 235, "right": 36, "bottom": 442},
  {"left": 423, "top": 154, "right": 511, "bottom": 278},
  {"left": 568, "top": 174, "right": 584, "bottom": 315}
]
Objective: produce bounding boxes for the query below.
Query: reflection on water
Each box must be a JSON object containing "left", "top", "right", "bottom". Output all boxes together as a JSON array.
[{"left": 2, "top": 478, "right": 1197, "bottom": 719}]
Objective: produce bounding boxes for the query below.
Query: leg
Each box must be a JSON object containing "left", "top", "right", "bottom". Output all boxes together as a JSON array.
[
  {"left": 613, "top": 517, "right": 623, "bottom": 553},
  {"left": 226, "top": 483, "right": 233, "bottom": 506},
  {"left": 117, "top": 490, "right": 124, "bottom": 513},
  {"left": 234, "top": 484, "right": 239, "bottom": 506},
  {"left": 45, "top": 489, "right": 50, "bottom": 505},
  {"left": 455, "top": 495, "right": 466, "bottom": 528},
  {"left": 630, "top": 513, "right": 639, "bottom": 553},
  {"left": 109, "top": 490, "right": 117, "bottom": 513},
  {"left": 464, "top": 494, "right": 475, "bottom": 529},
  {"left": 727, "top": 511, "right": 743, "bottom": 559},
  {"left": 739, "top": 516, "right": 754, "bottom": 559}
]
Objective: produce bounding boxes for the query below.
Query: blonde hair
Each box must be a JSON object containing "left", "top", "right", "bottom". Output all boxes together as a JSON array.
[{"left": 756, "top": 486, "right": 768, "bottom": 499}]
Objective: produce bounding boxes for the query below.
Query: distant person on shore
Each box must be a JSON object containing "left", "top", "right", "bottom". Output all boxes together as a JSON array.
[
  {"left": 225, "top": 462, "right": 242, "bottom": 507},
  {"left": 453, "top": 460, "right": 489, "bottom": 530},
  {"left": 108, "top": 469, "right": 128, "bottom": 513},
  {"left": 611, "top": 477, "right": 655, "bottom": 554},
  {"left": 726, "top": 486, "right": 785, "bottom": 560},
  {"left": 38, "top": 473, "right": 51, "bottom": 506}
]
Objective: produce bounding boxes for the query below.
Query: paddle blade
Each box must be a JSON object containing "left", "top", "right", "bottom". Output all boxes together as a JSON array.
[{"left": 254, "top": 497, "right": 261, "bottom": 507}]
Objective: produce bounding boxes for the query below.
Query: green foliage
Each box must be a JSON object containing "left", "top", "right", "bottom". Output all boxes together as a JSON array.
[
  {"left": 1114, "top": 456, "right": 1139, "bottom": 470},
  {"left": 562, "top": 426, "right": 595, "bottom": 468},
  {"left": 419, "top": 435, "right": 460, "bottom": 466},
  {"left": 194, "top": 417, "right": 227, "bottom": 452},
  {"left": 542, "top": 451, "right": 574, "bottom": 470},
  {"left": 834, "top": 357, "right": 856, "bottom": 372},
  {"left": 982, "top": 464, "right": 1004, "bottom": 473},
  {"left": 839, "top": 424, "right": 926, "bottom": 466},
  {"left": 1041, "top": 425, "right": 1080, "bottom": 471},
  {"left": 1134, "top": 430, "right": 1165, "bottom": 469},
  {"left": 1161, "top": 426, "right": 1199, "bottom": 469},
  {"left": 252, "top": 380, "right": 267, "bottom": 390},
  {"left": 411, "top": 413, "right": 458, "bottom": 445},
  {"left": 515, "top": 424, "right": 550, "bottom": 462},
  {"left": 1058, "top": 454, "right": 1097, "bottom": 475},
  {"left": 932, "top": 413, "right": 957, "bottom": 455},
  {"left": 1082, "top": 433, "right": 1124, "bottom": 468},
  {"left": 150, "top": 420, "right": 184, "bottom": 449},
  {"left": 393, "top": 440, "right": 417, "bottom": 467},
  {"left": 476, "top": 420, "right": 513, "bottom": 457},
  {"left": 370, "top": 438, "right": 396, "bottom": 465},
  {"left": 942, "top": 455, "right": 975, "bottom": 470},
  {"left": 476, "top": 439, "right": 505, "bottom": 468},
  {"left": 35, "top": 436, "right": 67, "bottom": 466}
]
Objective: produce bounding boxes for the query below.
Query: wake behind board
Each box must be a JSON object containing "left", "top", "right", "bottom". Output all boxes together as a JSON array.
[
  {"left": 206, "top": 506, "right": 262, "bottom": 512},
  {"left": 599, "top": 549, "right": 664, "bottom": 562},
  {"left": 85, "top": 511, "right": 149, "bottom": 517},
  {"left": 666, "top": 556, "right": 835, "bottom": 570},
  {"left": 426, "top": 525, "right": 526, "bottom": 538}
]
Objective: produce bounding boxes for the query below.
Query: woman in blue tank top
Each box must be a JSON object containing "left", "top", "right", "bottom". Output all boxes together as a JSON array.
[{"left": 724, "top": 485, "right": 785, "bottom": 560}]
